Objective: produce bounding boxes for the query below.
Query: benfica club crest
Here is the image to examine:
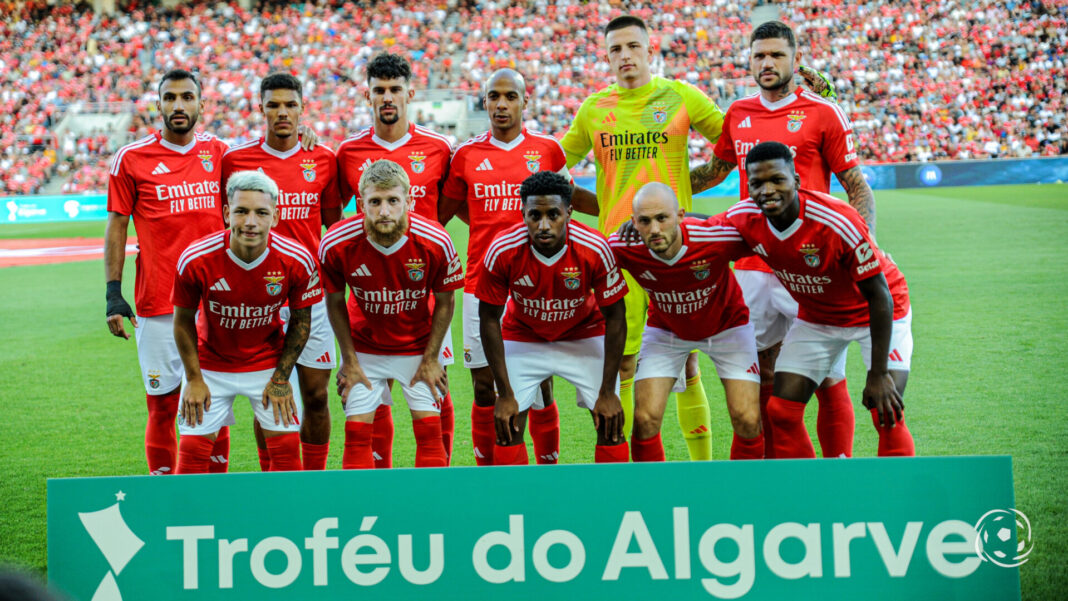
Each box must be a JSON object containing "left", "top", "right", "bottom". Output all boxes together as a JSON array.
[
  {"left": 561, "top": 268, "right": 581, "bottom": 290},
  {"left": 408, "top": 152, "right": 427, "bottom": 174},
  {"left": 651, "top": 103, "right": 668, "bottom": 124},
  {"left": 523, "top": 151, "right": 542, "bottom": 173},
  {"left": 264, "top": 271, "right": 285, "bottom": 296},
  {"left": 406, "top": 259, "right": 426, "bottom": 281},
  {"left": 147, "top": 370, "right": 161, "bottom": 390},
  {"left": 300, "top": 159, "right": 317, "bottom": 182},
  {"left": 198, "top": 152, "right": 214, "bottom": 173},
  {"left": 690, "top": 260, "right": 710, "bottom": 281},
  {"left": 786, "top": 112, "right": 806, "bottom": 133},
  {"left": 800, "top": 243, "right": 821, "bottom": 268}
]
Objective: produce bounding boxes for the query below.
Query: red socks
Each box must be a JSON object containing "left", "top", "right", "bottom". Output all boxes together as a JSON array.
[
  {"left": 145, "top": 392, "right": 179, "bottom": 475},
  {"left": 471, "top": 404, "right": 496, "bottom": 465},
  {"left": 371, "top": 404, "right": 394, "bottom": 468},
  {"left": 595, "top": 442, "right": 629, "bottom": 463},
  {"left": 730, "top": 432, "right": 765, "bottom": 460},
  {"left": 413, "top": 416, "right": 449, "bottom": 467},
  {"left": 871, "top": 409, "right": 916, "bottom": 456},
  {"left": 257, "top": 447, "right": 271, "bottom": 472},
  {"left": 631, "top": 433, "right": 665, "bottom": 462},
  {"left": 439, "top": 393, "right": 454, "bottom": 463},
  {"left": 208, "top": 426, "right": 230, "bottom": 473},
  {"left": 528, "top": 403, "right": 560, "bottom": 464},
  {"left": 758, "top": 384, "right": 776, "bottom": 459},
  {"left": 765, "top": 396, "right": 816, "bottom": 458},
  {"left": 493, "top": 443, "right": 529, "bottom": 465},
  {"left": 266, "top": 433, "right": 302, "bottom": 471},
  {"left": 816, "top": 380, "right": 855, "bottom": 458},
  {"left": 343, "top": 421, "right": 374, "bottom": 469},
  {"left": 302, "top": 441, "right": 329, "bottom": 470},
  {"left": 176, "top": 434, "right": 214, "bottom": 474}
]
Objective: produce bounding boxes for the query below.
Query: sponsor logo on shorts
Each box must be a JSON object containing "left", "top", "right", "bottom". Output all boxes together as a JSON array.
[
  {"left": 406, "top": 259, "right": 426, "bottom": 281},
  {"left": 147, "top": 370, "right": 161, "bottom": 389},
  {"left": 264, "top": 271, "right": 285, "bottom": 296},
  {"left": 464, "top": 350, "right": 473, "bottom": 363},
  {"left": 800, "top": 243, "right": 821, "bottom": 268},
  {"left": 561, "top": 267, "right": 581, "bottom": 290},
  {"left": 316, "top": 351, "right": 332, "bottom": 363},
  {"left": 746, "top": 363, "right": 760, "bottom": 375},
  {"left": 888, "top": 349, "right": 904, "bottom": 362}
]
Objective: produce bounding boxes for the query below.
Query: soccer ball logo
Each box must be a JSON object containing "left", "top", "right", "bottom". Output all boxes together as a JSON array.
[{"left": 974, "top": 508, "right": 1034, "bottom": 568}]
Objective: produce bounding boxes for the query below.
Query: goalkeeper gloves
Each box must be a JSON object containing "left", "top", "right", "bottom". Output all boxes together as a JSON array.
[{"left": 798, "top": 65, "right": 837, "bottom": 102}]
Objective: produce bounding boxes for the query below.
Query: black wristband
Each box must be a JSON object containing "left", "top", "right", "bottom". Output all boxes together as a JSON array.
[{"left": 106, "top": 280, "right": 123, "bottom": 298}]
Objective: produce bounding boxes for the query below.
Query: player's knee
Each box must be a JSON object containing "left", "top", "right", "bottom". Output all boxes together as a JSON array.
[
  {"left": 632, "top": 405, "right": 663, "bottom": 440},
  {"left": 619, "top": 354, "right": 637, "bottom": 381},
  {"left": 766, "top": 397, "right": 802, "bottom": 430},
  {"left": 730, "top": 410, "right": 762, "bottom": 438},
  {"left": 472, "top": 372, "right": 496, "bottom": 407},
  {"left": 302, "top": 387, "right": 330, "bottom": 414}
]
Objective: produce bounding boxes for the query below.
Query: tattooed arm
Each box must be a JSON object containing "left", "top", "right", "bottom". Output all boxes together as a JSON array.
[
  {"left": 262, "top": 306, "right": 311, "bottom": 427},
  {"left": 690, "top": 156, "right": 738, "bottom": 195},
  {"left": 835, "top": 166, "right": 877, "bottom": 235}
]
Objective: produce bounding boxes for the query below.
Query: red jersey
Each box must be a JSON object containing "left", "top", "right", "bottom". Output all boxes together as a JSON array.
[
  {"left": 713, "top": 90, "right": 859, "bottom": 273},
  {"left": 108, "top": 132, "right": 229, "bottom": 317},
  {"left": 609, "top": 217, "right": 751, "bottom": 340},
  {"left": 336, "top": 123, "right": 452, "bottom": 221},
  {"left": 318, "top": 213, "right": 463, "bottom": 355},
  {"left": 477, "top": 221, "right": 628, "bottom": 343},
  {"left": 171, "top": 231, "right": 323, "bottom": 373},
  {"left": 220, "top": 139, "right": 341, "bottom": 255},
  {"left": 443, "top": 128, "right": 569, "bottom": 292},
  {"left": 723, "top": 189, "right": 910, "bottom": 328}
]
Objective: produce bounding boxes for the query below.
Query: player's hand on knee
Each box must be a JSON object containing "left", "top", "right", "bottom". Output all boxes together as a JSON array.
[
  {"left": 181, "top": 379, "right": 211, "bottom": 426},
  {"left": 494, "top": 395, "right": 519, "bottom": 444},
  {"left": 337, "top": 361, "right": 372, "bottom": 404},
  {"left": 264, "top": 377, "right": 296, "bottom": 426},
  {"left": 298, "top": 125, "right": 319, "bottom": 151},
  {"left": 593, "top": 393, "right": 625, "bottom": 443},
  {"left": 862, "top": 371, "right": 903, "bottom": 428},
  {"left": 411, "top": 358, "right": 448, "bottom": 400}
]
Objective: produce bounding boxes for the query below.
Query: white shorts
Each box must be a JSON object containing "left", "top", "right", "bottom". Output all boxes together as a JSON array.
[
  {"left": 280, "top": 299, "right": 337, "bottom": 370},
  {"left": 635, "top": 324, "right": 761, "bottom": 384},
  {"left": 776, "top": 309, "right": 914, "bottom": 384},
  {"left": 440, "top": 325, "right": 455, "bottom": 367},
  {"left": 135, "top": 314, "right": 183, "bottom": 395},
  {"left": 462, "top": 293, "right": 489, "bottom": 368},
  {"left": 503, "top": 336, "right": 618, "bottom": 412},
  {"left": 735, "top": 269, "right": 797, "bottom": 351},
  {"left": 178, "top": 368, "right": 304, "bottom": 436},
  {"left": 343, "top": 353, "right": 442, "bottom": 417}
]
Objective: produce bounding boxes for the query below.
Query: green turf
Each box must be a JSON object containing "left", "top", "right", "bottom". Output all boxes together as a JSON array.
[{"left": 1, "top": 184, "right": 1065, "bottom": 599}]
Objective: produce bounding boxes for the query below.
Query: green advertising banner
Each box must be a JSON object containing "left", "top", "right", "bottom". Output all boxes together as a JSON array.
[{"left": 48, "top": 457, "right": 1021, "bottom": 600}]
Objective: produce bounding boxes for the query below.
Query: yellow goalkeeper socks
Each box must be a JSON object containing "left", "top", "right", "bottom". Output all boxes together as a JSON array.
[
  {"left": 620, "top": 378, "right": 634, "bottom": 439},
  {"left": 676, "top": 375, "right": 713, "bottom": 460}
]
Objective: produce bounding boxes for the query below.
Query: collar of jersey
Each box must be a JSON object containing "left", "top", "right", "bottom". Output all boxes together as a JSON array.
[
  {"left": 489, "top": 131, "right": 525, "bottom": 151},
  {"left": 260, "top": 139, "right": 302, "bottom": 160},
  {"left": 226, "top": 241, "right": 271, "bottom": 270},
  {"left": 615, "top": 77, "right": 658, "bottom": 97},
  {"left": 368, "top": 234, "right": 409, "bottom": 255},
  {"left": 648, "top": 242, "right": 688, "bottom": 266},
  {"left": 532, "top": 240, "right": 567, "bottom": 266},
  {"left": 766, "top": 214, "right": 804, "bottom": 240},
  {"left": 159, "top": 136, "right": 197, "bottom": 154},
  {"left": 758, "top": 89, "right": 800, "bottom": 112},
  {"left": 372, "top": 127, "right": 413, "bottom": 152}
]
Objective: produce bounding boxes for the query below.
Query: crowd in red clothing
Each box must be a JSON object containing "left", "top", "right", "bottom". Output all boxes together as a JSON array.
[{"left": 1, "top": 0, "right": 1064, "bottom": 195}]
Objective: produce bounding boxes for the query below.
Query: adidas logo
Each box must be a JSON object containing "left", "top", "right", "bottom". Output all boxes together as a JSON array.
[
  {"left": 351, "top": 264, "right": 372, "bottom": 277},
  {"left": 738, "top": 116, "right": 752, "bottom": 129},
  {"left": 689, "top": 425, "right": 710, "bottom": 435},
  {"left": 475, "top": 158, "right": 494, "bottom": 171},
  {"left": 149, "top": 466, "right": 172, "bottom": 475},
  {"left": 151, "top": 162, "right": 171, "bottom": 175},
  {"left": 316, "top": 351, "right": 332, "bottom": 363},
  {"left": 359, "top": 158, "right": 374, "bottom": 171},
  {"left": 474, "top": 447, "right": 485, "bottom": 459},
  {"left": 746, "top": 363, "right": 760, "bottom": 375},
  {"left": 513, "top": 274, "right": 534, "bottom": 287},
  {"left": 601, "top": 112, "right": 617, "bottom": 125},
  {"left": 752, "top": 243, "right": 768, "bottom": 257},
  {"left": 889, "top": 349, "right": 904, "bottom": 362},
  {"left": 638, "top": 270, "right": 657, "bottom": 281},
  {"left": 538, "top": 452, "right": 560, "bottom": 463},
  {"left": 209, "top": 455, "right": 228, "bottom": 465},
  {"left": 372, "top": 451, "right": 383, "bottom": 460},
  {"left": 209, "top": 278, "right": 232, "bottom": 291},
  {"left": 442, "top": 346, "right": 453, "bottom": 359}
]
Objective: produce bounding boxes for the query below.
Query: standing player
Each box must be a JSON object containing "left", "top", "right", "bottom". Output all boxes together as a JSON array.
[
  {"left": 690, "top": 21, "right": 877, "bottom": 458},
  {"left": 104, "top": 69, "right": 231, "bottom": 475},
  {"left": 318, "top": 160, "right": 461, "bottom": 469},
  {"left": 723, "top": 142, "right": 914, "bottom": 458},
  {"left": 336, "top": 53, "right": 456, "bottom": 466},
  {"left": 477, "top": 171, "right": 629, "bottom": 464},
  {"left": 172, "top": 170, "right": 323, "bottom": 473},
  {"left": 609, "top": 183, "right": 763, "bottom": 461},
  {"left": 438, "top": 69, "right": 567, "bottom": 465},
  {"left": 560, "top": 15, "right": 724, "bottom": 460},
  {"left": 221, "top": 73, "right": 342, "bottom": 471}
]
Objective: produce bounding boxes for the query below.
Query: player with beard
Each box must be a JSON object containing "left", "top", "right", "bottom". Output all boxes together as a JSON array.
[
  {"left": 105, "top": 69, "right": 231, "bottom": 475},
  {"left": 318, "top": 160, "right": 462, "bottom": 469},
  {"left": 336, "top": 53, "right": 456, "bottom": 466},
  {"left": 221, "top": 73, "right": 342, "bottom": 471}
]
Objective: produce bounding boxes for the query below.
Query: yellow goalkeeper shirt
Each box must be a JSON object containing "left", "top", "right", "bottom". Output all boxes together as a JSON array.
[{"left": 561, "top": 76, "right": 725, "bottom": 234}]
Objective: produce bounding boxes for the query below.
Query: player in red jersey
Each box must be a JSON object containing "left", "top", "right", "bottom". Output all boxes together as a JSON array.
[
  {"left": 439, "top": 69, "right": 569, "bottom": 465},
  {"left": 723, "top": 142, "right": 914, "bottom": 458},
  {"left": 477, "top": 171, "right": 629, "bottom": 464},
  {"left": 221, "top": 73, "right": 343, "bottom": 471},
  {"left": 610, "top": 183, "right": 763, "bottom": 461},
  {"left": 690, "top": 21, "right": 877, "bottom": 458},
  {"left": 104, "top": 69, "right": 231, "bottom": 475},
  {"left": 319, "top": 160, "right": 461, "bottom": 469},
  {"left": 335, "top": 53, "right": 456, "bottom": 466},
  {"left": 172, "top": 170, "right": 323, "bottom": 473}
]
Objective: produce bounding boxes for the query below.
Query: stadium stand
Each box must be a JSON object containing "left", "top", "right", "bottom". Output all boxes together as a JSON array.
[{"left": 1, "top": 0, "right": 1065, "bottom": 195}]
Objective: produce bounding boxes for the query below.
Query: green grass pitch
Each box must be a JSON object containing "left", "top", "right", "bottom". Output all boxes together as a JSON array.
[{"left": 0, "top": 184, "right": 1065, "bottom": 599}]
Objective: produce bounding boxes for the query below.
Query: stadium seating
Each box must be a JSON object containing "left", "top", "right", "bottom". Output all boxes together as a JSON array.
[{"left": 1, "top": 0, "right": 1064, "bottom": 195}]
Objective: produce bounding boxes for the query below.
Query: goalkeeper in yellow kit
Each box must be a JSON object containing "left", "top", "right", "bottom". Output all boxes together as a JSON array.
[{"left": 561, "top": 15, "right": 726, "bottom": 460}]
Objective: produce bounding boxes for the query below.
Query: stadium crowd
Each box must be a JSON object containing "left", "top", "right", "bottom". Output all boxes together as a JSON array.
[{"left": 1, "top": 0, "right": 1065, "bottom": 195}]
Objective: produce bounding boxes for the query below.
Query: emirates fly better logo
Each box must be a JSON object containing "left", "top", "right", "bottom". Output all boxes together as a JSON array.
[{"left": 78, "top": 491, "right": 144, "bottom": 600}]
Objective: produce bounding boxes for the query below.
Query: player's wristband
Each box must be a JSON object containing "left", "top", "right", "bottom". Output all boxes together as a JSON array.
[
  {"left": 105, "top": 280, "right": 134, "bottom": 317},
  {"left": 106, "top": 280, "right": 123, "bottom": 298},
  {"left": 270, "top": 377, "right": 291, "bottom": 387}
]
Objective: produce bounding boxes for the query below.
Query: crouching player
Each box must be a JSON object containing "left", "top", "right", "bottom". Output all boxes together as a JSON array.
[
  {"left": 610, "top": 182, "right": 763, "bottom": 461},
  {"left": 319, "top": 159, "right": 462, "bottom": 469},
  {"left": 172, "top": 170, "right": 323, "bottom": 473},
  {"left": 478, "top": 171, "right": 629, "bottom": 464},
  {"left": 724, "top": 142, "right": 915, "bottom": 457}
]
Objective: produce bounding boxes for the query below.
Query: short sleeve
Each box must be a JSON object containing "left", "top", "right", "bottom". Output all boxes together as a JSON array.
[
  {"left": 589, "top": 242, "right": 628, "bottom": 307},
  {"left": 712, "top": 107, "right": 738, "bottom": 164},
  {"left": 560, "top": 101, "right": 594, "bottom": 169},
  {"left": 289, "top": 257, "right": 324, "bottom": 310},
  {"left": 171, "top": 261, "right": 202, "bottom": 311},
  {"left": 317, "top": 240, "right": 347, "bottom": 295},
  {"left": 441, "top": 149, "right": 468, "bottom": 200},
  {"left": 106, "top": 158, "right": 137, "bottom": 216},
  {"left": 680, "top": 82, "right": 725, "bottom": 143},
  {"left": 475, "top": 250, "right": 511, "bottom": 306},
  {"left": 820, "top": 104, "right": 861, "bottom": 174}
]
